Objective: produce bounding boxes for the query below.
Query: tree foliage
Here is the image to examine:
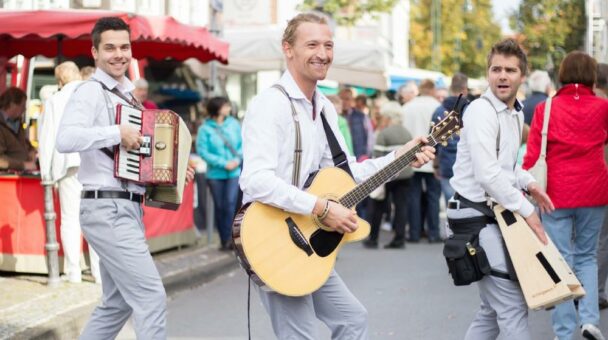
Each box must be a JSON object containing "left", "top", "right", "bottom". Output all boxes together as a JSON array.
[
  {"left": 300, "top": 0, "right": 399, "bottom": 26},
  {"left": 510, "top": 0, "right": 586, "bottom": 72},
  {"left": 410, "top": 0, "right": 501, "bottom": 77}
]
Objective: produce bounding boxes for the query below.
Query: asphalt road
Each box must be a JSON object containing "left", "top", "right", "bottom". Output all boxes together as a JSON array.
[{"left": 160, "top": 230, "right": 608, "bottom": 340}]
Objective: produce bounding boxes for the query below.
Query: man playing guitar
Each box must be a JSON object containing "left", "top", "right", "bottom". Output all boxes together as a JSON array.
[{"left": 239, "top": 12, "right": 435, "bottom": 339}]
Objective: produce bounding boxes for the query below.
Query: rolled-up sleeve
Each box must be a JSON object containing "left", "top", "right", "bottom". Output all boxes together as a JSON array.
[{"left": 465, "top": 101, "right": 535, "bottom": 217}]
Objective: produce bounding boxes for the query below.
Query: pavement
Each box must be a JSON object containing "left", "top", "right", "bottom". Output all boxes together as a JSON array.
[{"left": 0, "top": 236, "right": 238, "bottom": 340}]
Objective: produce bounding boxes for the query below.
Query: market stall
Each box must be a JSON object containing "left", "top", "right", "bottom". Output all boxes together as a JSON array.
[
  {"left": 0, "top": 9, "right": 228, "bottom": 273},
  {"left": 0, "top": 173, "right": 195, "bottom": 273}
]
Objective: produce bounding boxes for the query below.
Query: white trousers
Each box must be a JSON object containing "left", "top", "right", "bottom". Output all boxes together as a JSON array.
[
  {"left": 58, "top": 172, "right": 100, "bottom": 283},
  {"left": 447, "top": 204, "right": 530, "bottom": 340}
]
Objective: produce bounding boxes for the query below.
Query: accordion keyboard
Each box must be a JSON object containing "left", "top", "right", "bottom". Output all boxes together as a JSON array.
[{"left": 116, "top": 106, "right": 143, "bottom": 181}]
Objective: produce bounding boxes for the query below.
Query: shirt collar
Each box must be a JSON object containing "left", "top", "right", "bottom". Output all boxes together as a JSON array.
[
  {"left": 92, "top": 68, "right": 135, "bottom": 95},
  {"left": 278, "top": 70, "right": 326, "bottom": 117},
  {"left": 483, "top": 88, "right": 523, "bottom": 114}
]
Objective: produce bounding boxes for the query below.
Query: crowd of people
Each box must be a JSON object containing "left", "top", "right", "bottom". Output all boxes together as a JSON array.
[{"left": 0, "top": 11, "right": 607, "bottom": 340}]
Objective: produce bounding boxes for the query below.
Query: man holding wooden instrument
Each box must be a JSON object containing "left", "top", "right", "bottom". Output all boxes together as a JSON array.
[{"left": 446, "top": 39, "right": 554, "bottom": 339}]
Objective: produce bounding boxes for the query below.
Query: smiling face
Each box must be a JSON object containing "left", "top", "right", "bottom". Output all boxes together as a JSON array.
[
  {"left": 487, "top": 54, "right": 526, "bottom": 108},
  {"left": 92, "top": 30, "right": 131, "bottom": 82},
  {"left": 283, "top": 22, "right": 333, "bottom": 91}
]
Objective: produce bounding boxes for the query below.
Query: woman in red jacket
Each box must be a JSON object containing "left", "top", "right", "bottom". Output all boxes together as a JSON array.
[{"left": 523, "top": 51, "right": 608, "bottom": 340}]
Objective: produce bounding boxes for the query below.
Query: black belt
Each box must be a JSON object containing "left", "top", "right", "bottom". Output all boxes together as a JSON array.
[
  {"left": 448, "top": 192, "right": 496, "bottom": 218},
  {"left": 81, "top": 190, "right": 144, "bottom": 203}
]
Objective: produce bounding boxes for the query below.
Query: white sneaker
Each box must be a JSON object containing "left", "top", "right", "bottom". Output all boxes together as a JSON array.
[{"left": 582, "top": 324, "right": 605, "bottom": 340}]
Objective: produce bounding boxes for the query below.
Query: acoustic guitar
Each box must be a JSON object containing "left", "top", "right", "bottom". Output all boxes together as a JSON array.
[{"left": 232, "top": 109, "right": 462, "bottom": 296}]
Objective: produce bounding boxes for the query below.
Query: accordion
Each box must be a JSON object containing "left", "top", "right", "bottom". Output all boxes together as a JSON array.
[{"left": 114, "top": 104, "right": 192, "bottom": 210}]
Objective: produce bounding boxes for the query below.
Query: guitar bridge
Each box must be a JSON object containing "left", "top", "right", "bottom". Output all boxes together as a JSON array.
[{"left": 285, "top": 217, "right": 314, "bottom": 256}]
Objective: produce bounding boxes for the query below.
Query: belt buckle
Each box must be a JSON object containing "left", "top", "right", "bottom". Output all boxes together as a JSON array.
[
  {"left": 94, "top": 190, "right": 99, "bottom": 199},
  {"left": 129, "top": 192, "right": 134, "bottom": 201}
]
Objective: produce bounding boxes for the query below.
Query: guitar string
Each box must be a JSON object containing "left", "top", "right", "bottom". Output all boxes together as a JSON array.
[{"left": 338, "top": 125, "right": 453, "bottom": 208}]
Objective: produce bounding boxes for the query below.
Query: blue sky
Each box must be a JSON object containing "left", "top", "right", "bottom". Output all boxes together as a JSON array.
[{"left": 492, "top": 0, "right": 521, "bottom": 34}]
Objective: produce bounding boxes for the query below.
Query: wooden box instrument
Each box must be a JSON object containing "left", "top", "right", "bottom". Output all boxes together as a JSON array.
[
  {"left": 493, "top": 204, "right": 585, "bottom": 310},
  {"left": 114, "top": 104, "right": 191, "bottom": 210}
]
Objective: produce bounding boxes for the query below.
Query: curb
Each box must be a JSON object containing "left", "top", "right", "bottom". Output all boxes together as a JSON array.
[{"left": 11, "top": 245, "right": 238, "bottom": 340}]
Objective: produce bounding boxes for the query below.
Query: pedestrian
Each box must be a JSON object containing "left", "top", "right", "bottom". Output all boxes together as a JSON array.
[
  {"left": 326, "top": 95, "right": 354, "bottom": 155},
  {"left": 397, "top": 81, "right": 418, "bottom": 106},
  {"left": 239, "top": 12, "right": 435, "bottom": 339},
  {"left": 38, "top": 61, "right": 101, "bottom": 284},
  {"left": 0, "top": 87, "right": 36, "bottom": 171},
  {"left": 196, "top": 96, "right": 242, "bottom": 250},
  {"left": 430, "top": 72, "right": 469, "bottom": 204},
  {"left": 133, "top": 78, "right": 158, "bottom": 109},
  {"left": 448, "top": 38, "right": 554, "bottom": 339},
  {"left": 363, "top": 101, "right": 413, "bottom": 249},
  {"left": 402, "top": 79, "right": 442, "bottom": 243},
  {"left": 57, "top": 17, "right": 192, "bottom": 339},
  {"left": 522, "top": 70, "right": 552, "bottom": 125},
  {"left": 523, "top": 51, "right": 608, "bottom": 340}
]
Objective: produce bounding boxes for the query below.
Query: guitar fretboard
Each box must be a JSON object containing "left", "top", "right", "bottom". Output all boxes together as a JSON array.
[{"left": 338, "top": 135, "right": 439, "bottom": 208}]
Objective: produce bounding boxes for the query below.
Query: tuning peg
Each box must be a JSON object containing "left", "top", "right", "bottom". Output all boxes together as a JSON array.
[
  {"left": 441, "top": 141, "right": 448, "bottom": 146},
  {"left": 429, "top": 122, "right": 435, "bottom": 127},
  {"left": 455, "top": 130, "right": 461, "bottom": 136},
  {"left": 448, "top": 129, "right": 453, "bottom": 135},
  {"left": 441, "top": 136, "right": 447, "bottom": 141}
]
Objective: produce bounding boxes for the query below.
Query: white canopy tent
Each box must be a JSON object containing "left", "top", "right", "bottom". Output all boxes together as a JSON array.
[{"left": 186, "top": 28, "right": 391, "bottom": 90}]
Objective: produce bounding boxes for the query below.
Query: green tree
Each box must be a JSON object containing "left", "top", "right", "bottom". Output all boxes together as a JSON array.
[
  {"left": 300, "top": 0, "right": 398, "bottom": 26},
  {"left": 510, "top": 0, "right": 586, "bottom": 72},
  {"left": 410, "top": 0, "right": 501, "bottom": 77}
]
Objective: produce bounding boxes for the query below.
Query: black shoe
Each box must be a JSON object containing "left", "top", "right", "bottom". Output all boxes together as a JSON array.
[
  {"left": 599, "top": 298, "right": 608, "bottom": 310},
  {"left": 363, "top": 239, "right": 378, "bottom": 249},
  {"left": 428, "top": 238, "right": 443, "bottom": 244},
  {"left": 406, "top": 238, "right": 420, "bottom": 243},
  {"left": 220, "top": 240, "right": 234, "bottom": 251},
  {"left": 384, "top": 240, "right": 405, "bottom": 249}
]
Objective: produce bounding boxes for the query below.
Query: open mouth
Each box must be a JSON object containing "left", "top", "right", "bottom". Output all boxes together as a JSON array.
[{"left": 497, "top": 85, "right": 510, "bottom": 90}]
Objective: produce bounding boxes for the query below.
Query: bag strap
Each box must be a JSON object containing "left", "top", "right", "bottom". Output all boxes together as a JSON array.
[
  {"left": 272, "top": 84, "right": 302, "bottom": 186},
  {"left": 320, "top": 111, "right": 354, "bottom": 178},
  {"left": 213, "top": 124, "right": 239, "bottom": 159},
  {"left": 539, "top": 97, "right": 552, "bottom": 160}
]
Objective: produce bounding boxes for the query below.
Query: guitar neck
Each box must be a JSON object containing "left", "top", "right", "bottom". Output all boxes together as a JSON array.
[{"left": 339, "top": 135, "right": 438, "bottom": 208}]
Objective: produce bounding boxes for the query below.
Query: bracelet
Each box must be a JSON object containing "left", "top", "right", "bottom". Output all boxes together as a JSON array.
[{"left": 317, "top": 200, "right": 330, "bottom": 221}]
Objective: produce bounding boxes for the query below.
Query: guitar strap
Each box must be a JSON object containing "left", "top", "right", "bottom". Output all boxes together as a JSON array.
[{"left": 320, "top": 111, "right": 354, "bottom": 178}]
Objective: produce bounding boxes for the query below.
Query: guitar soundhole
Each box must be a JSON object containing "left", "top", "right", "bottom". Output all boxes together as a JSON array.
[{"left": 309, "top": 229, "right": 343, "bottom": 257}]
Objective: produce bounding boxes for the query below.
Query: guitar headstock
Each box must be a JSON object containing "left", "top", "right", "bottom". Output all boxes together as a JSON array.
[
  {"left": 430, "top": 110, "right": 461, "bottom": 147},
  {"left": 429, "top": 93, "right": 464, "bottom": 146}
]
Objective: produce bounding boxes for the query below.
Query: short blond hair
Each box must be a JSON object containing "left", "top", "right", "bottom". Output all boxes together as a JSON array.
[
  {"left": 55, "top": 61, "right": 81, "bottom": 86},
  {"left": 282, "top": 12, "right": 328, "bottom": 46}
]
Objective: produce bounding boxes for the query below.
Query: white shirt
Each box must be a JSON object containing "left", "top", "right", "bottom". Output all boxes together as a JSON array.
[
  {"left": 450, "top": 88, "right": 535, "bottom": 217},
  {"left": 56, "top": 68, "right": 144, "bottom": 194},
  {"left": 38, "top": 80, "right": 81, "bottom": 182},
  {"left": 240, "top": 71, "right": 395, "bottom": 215},
  {"left": 402, "top": 95, "right": 441, "bottom": 173}
]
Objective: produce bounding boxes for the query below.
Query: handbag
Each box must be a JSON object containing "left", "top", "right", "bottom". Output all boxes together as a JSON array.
[{"left": 527, "top": 96, "right": 552, "bottom": 191}]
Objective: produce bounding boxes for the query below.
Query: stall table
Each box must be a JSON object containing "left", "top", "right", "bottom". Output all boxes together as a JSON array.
[{"left": 0, "top": 174, "right": 195, "bottom": 273}]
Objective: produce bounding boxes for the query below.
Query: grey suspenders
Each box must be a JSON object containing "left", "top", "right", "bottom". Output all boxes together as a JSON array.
[
  {"left": 272, "top": 84, "right": 303, "bottom": 186},
  {"left": 480, "top": 96, "right": 521, "bottom": 169}
]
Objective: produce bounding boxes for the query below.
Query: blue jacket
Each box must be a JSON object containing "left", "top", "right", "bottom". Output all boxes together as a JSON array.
[
  {"left": 522, "top": 91, "right": 548, "bottom": 125},
  {"left": 431, "top": 96, "right": 469, "bottom": 179},
  {"left": 346, "top": 108, "right": 370, "bottom": 159},
  {"left": 196, "top": 116, "right": 242, "bottom": 180}
]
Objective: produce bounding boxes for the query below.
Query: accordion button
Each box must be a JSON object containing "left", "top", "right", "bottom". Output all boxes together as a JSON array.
[{"left": 155, "top": 142, "right": 167, "bottom": 150}]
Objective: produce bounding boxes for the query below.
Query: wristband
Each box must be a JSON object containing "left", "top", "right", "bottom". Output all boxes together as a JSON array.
[{"left": 318, "top": 200, "right": 330, "bottom": 221}]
